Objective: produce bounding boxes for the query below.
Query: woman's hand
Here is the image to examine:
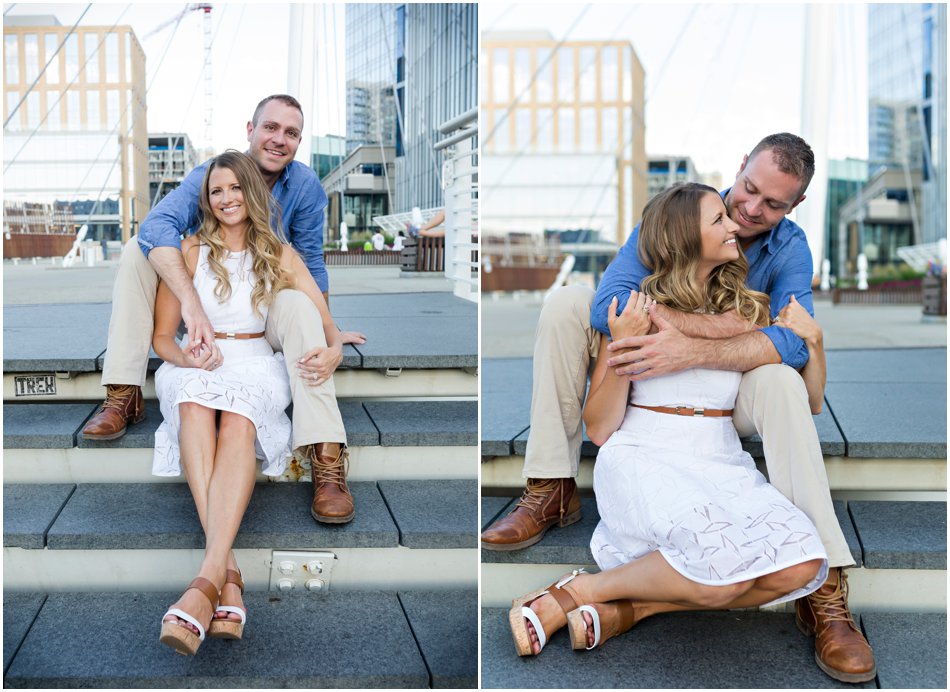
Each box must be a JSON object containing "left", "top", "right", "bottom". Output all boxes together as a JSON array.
[
  {"left": 179, "top": 340, "right": 218, "bottom": 370},
  {"left": 296, "top": 343, "right": 343, "bottom": 386},
  {"left": 775, "top": 294, "right": 822, "bottom": 347},
  {"left": 608, "top": 290, "right": 654, "bottom": 342}
]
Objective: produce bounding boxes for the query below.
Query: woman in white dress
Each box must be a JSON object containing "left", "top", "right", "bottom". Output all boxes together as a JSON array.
[
  {"left": 153, "top": 151, "right": 344, "bottom": 656},
  {"left": 509, "top": 182, "right": 829, "bottom": 656}
]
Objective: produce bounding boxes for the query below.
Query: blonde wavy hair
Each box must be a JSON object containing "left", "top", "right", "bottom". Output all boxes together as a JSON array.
[
  {"left": 195, "top": 150, "right": 293, "bottom": 318},
  {"left": 638, "top": 182, "right": 770, "bottom": 327}
]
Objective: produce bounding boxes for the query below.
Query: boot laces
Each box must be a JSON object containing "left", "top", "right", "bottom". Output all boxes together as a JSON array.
[
  {"left": 312, "top": 446, "right": 349, "bottom": 488},
  {"left": 102, "top": 385, "right": 138, "bottom": 413},
  {"left": 515, "top": 479, "right": 560, "bottom": 514},
  {"left": 810, "top": 570, "right": 856, "bottom": 626}
]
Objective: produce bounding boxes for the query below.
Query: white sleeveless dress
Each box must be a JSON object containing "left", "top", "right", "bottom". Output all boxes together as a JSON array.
[
  {"left": 590, "top": 367, "right": 828, "bottom": 605},
  {"left": 152, "top": 245, "right": 292, "bottom": 477}
]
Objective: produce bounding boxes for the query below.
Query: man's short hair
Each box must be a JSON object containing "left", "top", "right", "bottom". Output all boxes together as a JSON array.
[
  {"left": 251, "top": 94, "right": 304, "bottom": 128},
  {"left": 748, "top": 133, "right": 815, "bottom": 196}
]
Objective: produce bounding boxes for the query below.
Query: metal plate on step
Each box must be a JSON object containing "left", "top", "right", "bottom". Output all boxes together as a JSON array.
[
  {"left": 13, "top": 374, "right": 57, "bottom": 396},
  {"left": 269, "top": 550, "right": 337, "bottom": 594}
]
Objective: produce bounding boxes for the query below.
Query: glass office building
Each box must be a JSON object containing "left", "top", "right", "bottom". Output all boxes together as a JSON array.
[
  {"left": 3, "top": 16, "right": 149, "bottom": 242},
  {"left": 345, "top": 3, "right": 477, "bottom": 214},
  {"left": 867, "top": 3, "right": 946, "bottom": 245}
]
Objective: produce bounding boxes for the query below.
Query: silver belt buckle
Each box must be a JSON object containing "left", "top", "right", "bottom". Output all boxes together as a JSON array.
[
  {"left": 225, "top": 332, "right": 236, "bottom": 340},
  {"left": 693, "top": 408, "right": 705, "bottom": 417}
]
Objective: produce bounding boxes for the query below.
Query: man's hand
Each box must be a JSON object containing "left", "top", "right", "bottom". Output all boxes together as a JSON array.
[
  {"left": 606, "top": 311, "right": 696, "bottom": 380},
  {"left": 180, "top": 297, "right": 221, "bottom": 364},
  {"left": 296, "top": 343, "right": 343, "bottom": 386},
  {"left": 340, "top": 330, "right": 367, "bottom": 345}
]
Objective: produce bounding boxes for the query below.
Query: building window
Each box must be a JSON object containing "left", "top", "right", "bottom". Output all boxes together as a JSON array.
[
  {"left": 65, "top": 33, "right": 79, "bottom": 83},
  {"left": 106, "top": 33, "right": 120, "bottom": 83},
  {"left": 66, "top": 89, "right": 81, "bottom": 130},
  {"left": 5, "top": 34, "right": 19, "bottom": 84},
  {"left": 6, "top": 91, "right": 21, "bottom": 130},
  {"left": 536, "top": 48, "right": 553, "bottom": 103},
  {"left": 492, "top": 48, "right": 508, "bottom": 103},
  {"left": 46, "top": 95, "right": 60, "bottom": 130},
  {"left": 580, "top": 107, "right": 597, "bottom": 152},
  {"left": 557, "top": 47, "right": 574, "bottom": 103},
  {"left": 26, "top": 91, "right": 40, "bottom": 129},
  {"left": 24, "top": 34, "right": 39, "bottom": 83},
  {"left": 601, "top": 46, "right": 618, "bottom": 102},
  {"left": 536, "top": 107, "right": 554, "bottom": 153},
  {"left": 602, "top": 107, "right": 619, "bottom": 154},
  {"left": 514, "top": 108, "right": 532, "bottom": 151},
  {"left": 579, "top": 47, "right": 596, "bottom": 102},
  {"left": 514, "top": 48, "right": 530, "bottom": 100},
  {"left": 623, "top": 48, "right": 633, "bottom": 103},
  {"left": 125, "top": 32, "right": 132, "bottom": 83},
  {"left": 44, "top": 33, "right": 59, "bottom": 83},
  {"left": 85, "top": 33, "right": 100, "bottom": 83},
  {"left": 87, "top": 90, "right": 100, "bottom": 129},
  {"left": 106, "top": 89, "right": 120, "bottom": 128},
  {"left": 557, "top": 107, "right": 574, "bottom": 152}
]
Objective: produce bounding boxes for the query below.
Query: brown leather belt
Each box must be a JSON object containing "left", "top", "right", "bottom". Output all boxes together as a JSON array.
[
  {"left": 633, "top": 404, "right": 733, "bottom": 418},
  {"left": 213, "top": 331, "right": 265, "bottom": 340}
]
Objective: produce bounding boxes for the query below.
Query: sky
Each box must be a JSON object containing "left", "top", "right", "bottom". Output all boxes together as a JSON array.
[
  {"left": 5, "top": 1, "right": 870, "bottom": 181},
  {"left": 480, "top": 1, "right": 870, "bottom": 180},
  {"left": 3, "top": 2, "right": 348, "bottom": 158}
]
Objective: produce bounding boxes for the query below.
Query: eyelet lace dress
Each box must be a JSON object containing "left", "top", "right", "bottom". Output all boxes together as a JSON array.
[
  {"left": 590, "top": 367, "right": 828, "bottom": 605},
  {"left": 152, "top": 245, "right": 292, "bottom": 477}
]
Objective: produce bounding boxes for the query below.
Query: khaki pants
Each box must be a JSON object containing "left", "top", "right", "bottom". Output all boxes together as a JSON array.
[
  {"left": 102, "top": 239, "right": 346, "bottom": 449},
  {"left": 522, "top": 284, "right": 854, "bottom": 569}
]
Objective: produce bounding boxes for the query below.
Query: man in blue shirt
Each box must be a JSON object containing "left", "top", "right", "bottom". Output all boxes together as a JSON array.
[
  {"left": 83, "top": 94, "right": 363, "bottom": 525},
  {"left": 481, "top": 134, "right": 875, "bottom": 682}
]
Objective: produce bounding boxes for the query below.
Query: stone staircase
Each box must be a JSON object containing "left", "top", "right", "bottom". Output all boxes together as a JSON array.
[
  {"left": 481, "top": 348, "right": 947, "bottom": 689},
  {"left": 3, "top": 293, "right": 478, "bottom": 688}
]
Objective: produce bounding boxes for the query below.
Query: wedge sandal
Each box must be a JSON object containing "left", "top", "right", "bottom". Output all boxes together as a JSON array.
[
  {"left": 208, "top": 569, "right": 247, "bottom": 640},
  {"left": 508, "top": 568, "right": 586, "bottom": 656},
  {"left": 159, "top": 576, "right": 220, "bottom": 656}
]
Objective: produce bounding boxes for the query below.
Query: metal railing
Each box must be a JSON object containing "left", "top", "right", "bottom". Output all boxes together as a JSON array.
[{"left": 434, "top": 107, "right": 478, "bottom": 303}]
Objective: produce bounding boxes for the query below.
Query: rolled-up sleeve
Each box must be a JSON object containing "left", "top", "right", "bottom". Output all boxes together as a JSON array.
[
  {"left": 591, "top": 227, "right": 647, "bottom": 335},
  {"left": 285, "top": 175, "right": 329, "bottom": 293},
  {"left": 136, "top": 164, "right": 206, "bottom": 257},
  {"left": 760, "top": 238, "right": 814, "bottom": 369}
]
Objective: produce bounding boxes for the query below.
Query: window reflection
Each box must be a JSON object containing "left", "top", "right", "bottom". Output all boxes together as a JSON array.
[
  {"left": 44, "top": 33, "right": 59, "bottom": 83},
  {"left": 5, "top": 34, "right": 19, "bottom": 84}
]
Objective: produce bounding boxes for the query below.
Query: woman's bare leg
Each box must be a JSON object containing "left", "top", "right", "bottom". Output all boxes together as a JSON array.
[
  {"left": 525, "top": 552, "right": 824, "bottom": 652},
  {"left": 166, "top": 406, "right": 256, "bottom": 632}
]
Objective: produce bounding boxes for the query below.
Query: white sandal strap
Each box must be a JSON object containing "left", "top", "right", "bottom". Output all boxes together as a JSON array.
[
  {"left": 521, "top": 606, "right": 547, "bottom": 651},
  {"left": 163, "top": 608, "right": 206, "bottom": 641},
  {"left": 555, "top": 567, "right": 587, "bottom": 589},
  {"left": 214, "top": 605, "right": 247, "bottom": 624},
  {"left": 578, "top": 605, "right": 601, "bottom": 650}
]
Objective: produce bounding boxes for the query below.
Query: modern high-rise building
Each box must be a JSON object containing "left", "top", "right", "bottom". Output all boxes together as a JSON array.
[
  {"left": 344, "top": 3, "right": 477, "bottom": 214},
  {"left": 148, "top": 133, "right": 198, "bottom": 206},
  {"left": 647, "top": 156, "right": 699, "bottom": 200},
  {"left": 824, "top": 158, "right": 869, "bottom": 278},
  {"left": 867, "top": 3, "right": 946, "bottom": 246},
  {"left": 3, "top": 16, "right": 149, "bottom": 243},
  {"left": 481, "top": 30, "right": 646, "bottom": 244},
  {"left": 311, "top": 134, "right": 347, "bottom": 181}
]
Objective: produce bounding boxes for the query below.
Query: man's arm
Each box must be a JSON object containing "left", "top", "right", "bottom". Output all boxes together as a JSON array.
[
  {"left": 137, "top": 164, "right": 218, "bottom": 360},
  {"left": 283, "top": 169, "right": 330, "bottom": 294},
  {"left": 607, "top": 311, "right": 781, "bottom": 379}
]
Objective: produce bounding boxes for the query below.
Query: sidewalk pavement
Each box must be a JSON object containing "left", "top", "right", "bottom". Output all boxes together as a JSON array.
[{"left": 2, "top": 258, "right": 453, "bottom": 306}]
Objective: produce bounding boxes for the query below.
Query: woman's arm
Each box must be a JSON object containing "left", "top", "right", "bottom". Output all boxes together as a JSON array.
[
  {"left": 282, "top": 245, "right": 343, "bottom": 385},
  {"left": 583, "top": 291, "right": 652, "bottom": 446},
  {"left": 153, "top": 239, "right": 215, "bottom": 369},
  {"left": 776, "top": 294, "right": 826, "bottom": 414}
]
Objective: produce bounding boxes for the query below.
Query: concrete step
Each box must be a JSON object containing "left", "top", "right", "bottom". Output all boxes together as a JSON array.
[
  {"left": 481, "top": 607, "right": 946, "bottom": 689},
  {"left": 4, "top": 399, "right": 477, "bottom": 483},
  {"left": 3, "top": 293, "right": 478, "bottom": 401},
  {"left": 480, "top": 497, "right": 947, "bottom": 610},
  {"left": 4, "top": 589, "right": 476, "bottom": 688},
  {"left": 481, "top": 349, "right": 948, "bottom": 493},
  {"left": 4, "top": 480, "right": 478, "bottom": 593}
]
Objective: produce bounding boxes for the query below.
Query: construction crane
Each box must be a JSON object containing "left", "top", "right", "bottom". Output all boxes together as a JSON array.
[{"left": 143, "top": 4, "right": 213, "bottom": 149}]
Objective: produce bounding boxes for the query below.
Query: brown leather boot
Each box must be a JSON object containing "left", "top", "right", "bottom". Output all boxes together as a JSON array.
[
  {"left": 481, "top": 478, "right": 582, "bottom": 551},
  {"left": 308, "top": 443, "right": 354, "bottom": 524},
  {"left": 81, "top": 384, "right": 145, "bottom": 440},
  {"left": 795, "top": 567, "right": 876, "bottom": 683}
]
